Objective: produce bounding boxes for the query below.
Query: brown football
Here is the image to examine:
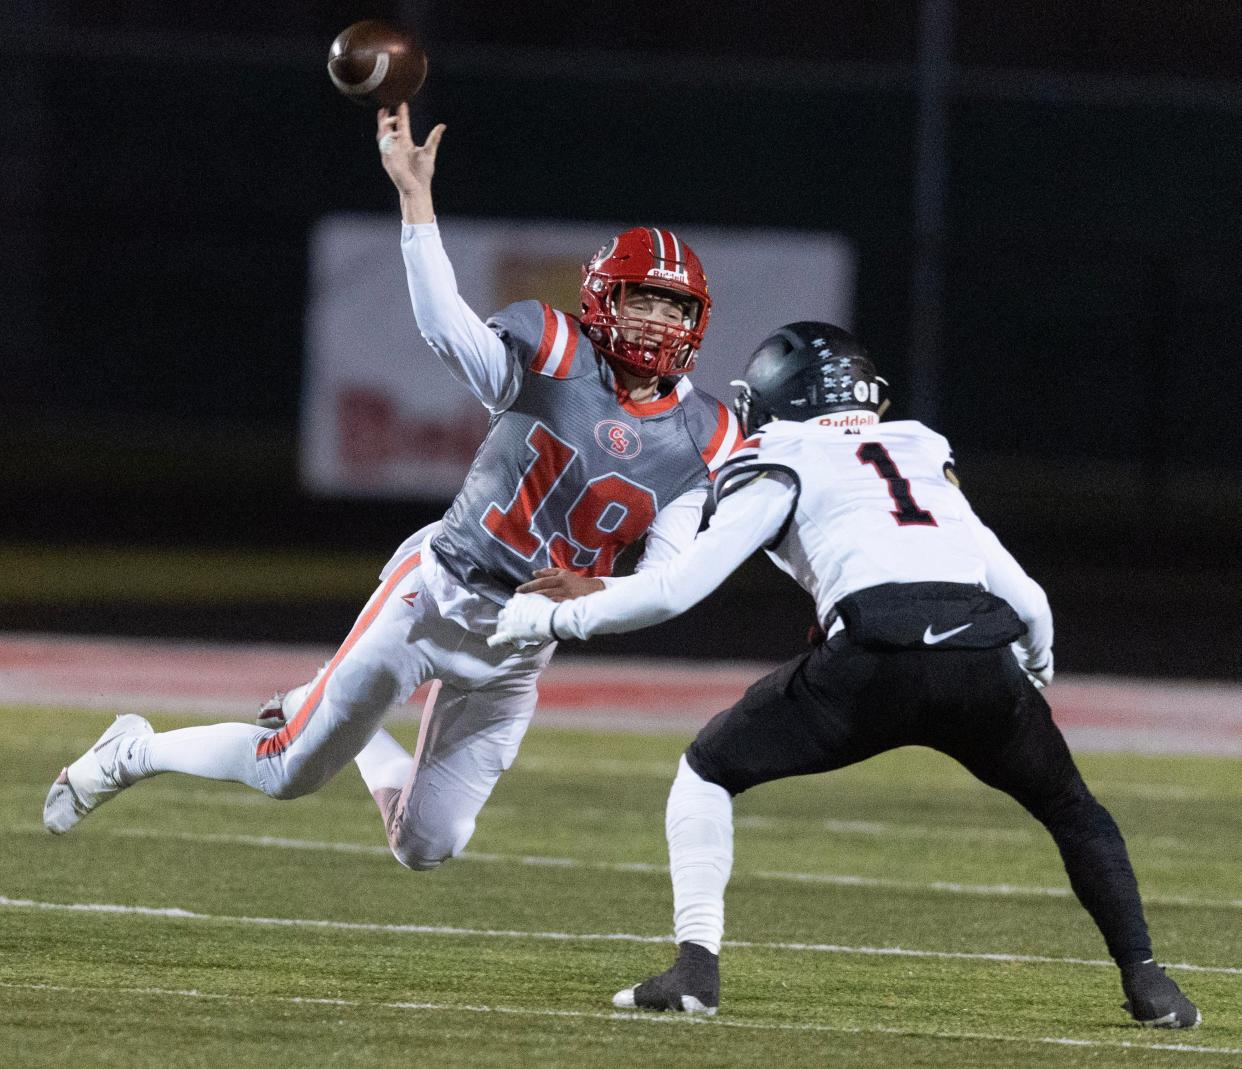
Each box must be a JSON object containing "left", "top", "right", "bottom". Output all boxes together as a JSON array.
[{"left": 327, "top": 20, "right": 427, "bottom": 107}]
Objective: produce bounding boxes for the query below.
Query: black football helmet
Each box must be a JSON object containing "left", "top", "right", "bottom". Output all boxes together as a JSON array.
[{"left": 732, "top": 321, "right": 888, "bottom": 436}]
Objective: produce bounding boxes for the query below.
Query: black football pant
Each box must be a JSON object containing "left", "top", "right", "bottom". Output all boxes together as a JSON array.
[{"left": 685, "top": 634, "right": 1153, "bottom": 967}]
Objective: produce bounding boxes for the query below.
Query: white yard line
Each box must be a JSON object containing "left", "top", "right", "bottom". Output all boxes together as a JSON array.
[
  {"left": 0, "top": 980, "right": 1236, "bottom": 1056},
  {"left": 18, "top": 824, "right": 1239, "bottom": 913},
  {"left": 745, "top": 869, "right": 1242, "bottom": 912},
  {"left": 1, "top": 895, "right": 1238, "bottom": 976}
]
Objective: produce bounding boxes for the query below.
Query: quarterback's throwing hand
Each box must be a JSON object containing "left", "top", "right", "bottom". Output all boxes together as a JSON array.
[
  {"left": 488, "top": 593, "right": 559, "bottom": 649},
  {"left": 376, "top": 102, "right": 445, "bottom": 197}
]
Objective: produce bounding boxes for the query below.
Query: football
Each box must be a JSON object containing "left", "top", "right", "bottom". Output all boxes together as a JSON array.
[{"left": 327, "top": 20, "right": 427, "bottom": 107}]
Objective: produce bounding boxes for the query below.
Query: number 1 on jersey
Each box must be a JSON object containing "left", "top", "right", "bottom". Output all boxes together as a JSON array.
[{"left": 856, "top": 442, "right": 937, "bottom": 527}]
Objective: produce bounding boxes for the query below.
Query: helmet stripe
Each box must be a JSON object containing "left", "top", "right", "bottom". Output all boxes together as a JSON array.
[
  {"left": 665, "top": 230, "right": 682, "bottom": 268},
  {"left": 647, "top": 227, "right": 667, "bottom": 269}
]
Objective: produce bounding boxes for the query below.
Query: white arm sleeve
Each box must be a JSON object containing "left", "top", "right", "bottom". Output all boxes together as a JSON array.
[
  {"left": 596, "top": 485, "right": 707, "bottom": 590},
  {"left": 401, "top": 222, "right": 521, "bottom": 412},
  {"left": 553, "top": 476, "right": 796, "bottom": 639},
  {"left": 634, "top": 486, "right": 710, "bottom": 572},
  {"left": 967, "top": 511, "right": 1054, "bottom": 667}
]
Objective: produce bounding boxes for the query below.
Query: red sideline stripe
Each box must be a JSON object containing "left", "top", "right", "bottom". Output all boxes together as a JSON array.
[
  {"left": 699, "top": 401, "right": 733, "bottom": 466},
  {"left": 256, "top": 553, "right": 422, "bottom": 760},
  {"left": 529, "top": 304, "right": 558, "bottom": 373},
  {"left": 553, "top": 314, "right": 578, "bottom": 379}
]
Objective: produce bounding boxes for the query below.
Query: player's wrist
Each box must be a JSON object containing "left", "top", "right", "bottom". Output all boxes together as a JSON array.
[{"left": 399, "top": 189, "right": 435, "bottom": 224}]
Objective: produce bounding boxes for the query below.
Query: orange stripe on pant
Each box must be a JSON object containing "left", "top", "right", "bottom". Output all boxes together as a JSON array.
[{"left": 256, "top": 552, "right": 422, "bottom": 760}]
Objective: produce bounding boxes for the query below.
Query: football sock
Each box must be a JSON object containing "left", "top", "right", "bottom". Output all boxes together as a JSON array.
[
  {"left": 125, "top": 723, "right": 268, "bottom": 791},
  {"left": 665, "top": 754, "right": 733, "bottom": 956},
  {"left": 354, "top": 727, "right": 416, "bottom": 793}
]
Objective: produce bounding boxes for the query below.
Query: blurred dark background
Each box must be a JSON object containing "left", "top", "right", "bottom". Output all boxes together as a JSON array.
[{"left": 3, "top": 2, "right": 1241, "bottom": 678}]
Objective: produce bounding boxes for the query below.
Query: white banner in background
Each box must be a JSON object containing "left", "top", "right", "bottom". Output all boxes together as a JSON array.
[{"left": 301, "top": 214, "right": 855, "bottom": 499}]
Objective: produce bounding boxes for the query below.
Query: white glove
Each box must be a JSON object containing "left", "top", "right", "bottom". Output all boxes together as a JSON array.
[
  {"left": 487, "top": 593, "right": 559, "bottom": 649},
  {"left": 1024, "top": 651, "right": 1054, "bottom": 690}
]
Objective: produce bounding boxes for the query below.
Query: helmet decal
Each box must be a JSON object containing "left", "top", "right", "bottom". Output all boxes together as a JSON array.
[{"left": 589, "top": 236, "right": 618, "bottom": 269}]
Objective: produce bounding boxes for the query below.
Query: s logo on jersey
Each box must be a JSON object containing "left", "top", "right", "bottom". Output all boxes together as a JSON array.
[{"left": 594, "top": 419, "right": 642, "bottom": 460}]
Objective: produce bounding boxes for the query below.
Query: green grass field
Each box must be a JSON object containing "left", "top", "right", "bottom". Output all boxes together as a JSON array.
[{"left": 3, "top": 706, "right": 1239, "bottom": 1067}]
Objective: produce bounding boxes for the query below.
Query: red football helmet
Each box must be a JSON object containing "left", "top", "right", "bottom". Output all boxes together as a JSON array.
[{"left": 579, "top": 227, "right": 712, "bottom": 377}]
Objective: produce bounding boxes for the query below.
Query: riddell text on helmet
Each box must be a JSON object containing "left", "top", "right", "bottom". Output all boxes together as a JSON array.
[
  {"left": 817, "top": 412, "right": 879, "bottom": 428},
  {"left": 647, "top": 267, "right": 690, "bottom": 283}
]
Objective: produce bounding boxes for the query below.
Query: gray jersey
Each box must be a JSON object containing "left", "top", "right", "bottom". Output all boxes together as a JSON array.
[{"left": 431, "top": 300, "right": 741, "bottom": 603}]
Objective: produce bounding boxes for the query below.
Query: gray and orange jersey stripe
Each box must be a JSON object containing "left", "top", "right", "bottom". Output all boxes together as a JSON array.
[
  {"left": 700, "top": 401, "right": 743, "bottom": 477},
  {"left": 528, "top": 304, "right": 579, "bottom": 379},
  {"left": 256, "top": 552, "right": 421, "bottom": 760}
]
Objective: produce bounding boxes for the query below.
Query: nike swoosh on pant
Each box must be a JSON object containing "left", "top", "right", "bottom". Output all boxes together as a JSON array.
[{"left": 922, "top": 623, "right": 973, "bottom": 644}]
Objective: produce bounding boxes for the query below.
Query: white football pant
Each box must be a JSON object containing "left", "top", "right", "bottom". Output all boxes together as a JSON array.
[{"left": 128, "top": 548, "right": 554, "bottom": 871}]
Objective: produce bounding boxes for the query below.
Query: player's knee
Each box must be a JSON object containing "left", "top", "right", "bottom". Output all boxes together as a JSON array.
[
  {"left": 389, "top": 818, "right": 476, "bottom": 872},
  {"left": 264, "top": 774, "right": 318, "bottom": 802},
  {"left": 391, "top": 847, "right": 445, "bottom": 872},
  {"left": 1038, "top": 782, "right": 1119, "bottom": 847},
  {"left": 264, "top": 763, "right": 331, "bottom": 801},
  {"left": 684, "top": 742, "right": 744, "bottom": 796}
]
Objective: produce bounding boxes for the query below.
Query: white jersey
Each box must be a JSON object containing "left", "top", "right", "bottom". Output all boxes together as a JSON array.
[
  {"left": 718, "top": 419, "right": 1009, "bottom": 620},
  {"left": 552, "top": 417, "right": 1052, "bottom": 669}
]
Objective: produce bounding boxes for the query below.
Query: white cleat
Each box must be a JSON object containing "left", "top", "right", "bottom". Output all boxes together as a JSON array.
[
  {"left": 612, "top": 987, "right": 638, "bottom": 1009},
  {"left": 43, "top": 714, "right": 153, "bottom": 835}
]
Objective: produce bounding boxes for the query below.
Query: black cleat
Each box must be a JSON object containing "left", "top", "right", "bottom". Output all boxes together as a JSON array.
[
  {"left": 1121, "top": 960, "right": 1201, "bottom": 1028},
  {"left": 613, "top": 942, "right": 719, "bottom": 1015}
]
